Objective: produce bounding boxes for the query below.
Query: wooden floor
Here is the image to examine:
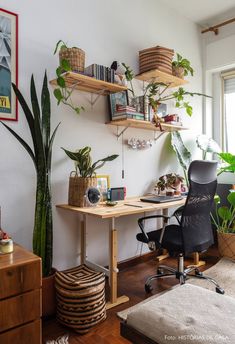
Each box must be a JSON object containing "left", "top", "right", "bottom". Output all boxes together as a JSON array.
[{"left": 42, "top": 249, "right": 219, "bottom": 343}]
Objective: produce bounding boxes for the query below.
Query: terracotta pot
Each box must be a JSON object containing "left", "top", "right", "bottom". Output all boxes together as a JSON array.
[
  {"left": 42, "top": 268, "right": 57, "bottom": 317},
  {"left": 217, "top": 232, "right": 235, "bottom": 260},
  {"left": 172, "top": 66, "right": 184, "bottom": 79}
]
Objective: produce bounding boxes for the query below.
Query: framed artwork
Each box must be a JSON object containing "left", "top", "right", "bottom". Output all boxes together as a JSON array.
[
  {"left": 0, "top": 8, "right": 18, "bottom": 121},
  {"left": 96, "top": 175, "right": 110, "bottom": 201},
  {"left": 108, "top": 90, "right": 128, "bottom": 120}
]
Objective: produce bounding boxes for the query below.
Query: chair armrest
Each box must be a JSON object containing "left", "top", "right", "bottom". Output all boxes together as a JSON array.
[
  {"left": 138, "top": 215, "right": 170, "bottom": 243},
  {"left": 173, "top": 206, "right": 185, "bottom": 224}
]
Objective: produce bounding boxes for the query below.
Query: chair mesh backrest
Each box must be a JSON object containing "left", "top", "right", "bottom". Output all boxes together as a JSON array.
[{"left": 180, "top": 160, "right": 217, "bottom": 254}]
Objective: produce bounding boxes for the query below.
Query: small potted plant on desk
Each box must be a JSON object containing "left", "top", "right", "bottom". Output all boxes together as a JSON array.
[
  {"left": 62, "top": 146, "right": 118, "bottom": 207},
  {"left": 155, "top": 173, "right": 184, "bottom": 196}
]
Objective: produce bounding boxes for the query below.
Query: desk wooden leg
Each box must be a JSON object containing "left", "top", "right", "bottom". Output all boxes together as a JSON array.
[
  {"left": 106, "top": 218, "right": 129, "bottom": 310},
  {"left": 187, "top": 252, "right": 206, "bottom": 268}
]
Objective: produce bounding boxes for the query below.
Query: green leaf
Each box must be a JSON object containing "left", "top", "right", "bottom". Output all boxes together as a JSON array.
[
  {"left": 214, "top": 194, "right": 221, "bottom": 205},
  {"left": 47, "top": 123, "right": 61, "bottom": 171},
  {"left": 61, "top": 58, "right": 71, "bottom": 72},
  {"left": 171, "top": 132, "right": 192, "bottom": 172},
  {"left": 41, "top": 72, "right": 51, "bottom": 153},
  {"left": 228, "top": 192, "right": 235, "bottom": 207},
  {"left": 218, "top": 206, "right": 232, "bottom": 221},
  {"left": 218, "top": 153, "right": 235, "bottom": 165},
  {"left": 53, "top": 40, "right": 67, "bottom": 55},
  {"left": 57, "top": 76, "right": 66, "bottom": 88},
  {"left": 196, "top": 135, "right": 221, "bottom": 154},
  {"left": 54, "top": 89, "right": 63, "bottom": 104},
  {"left": 56, "top": 66, "right": 63, "bottom": 77},
  {"left": 62, "top": 148, "right": 82, "bottom": 161},
  {"left": 0, "top": 121, "right": 36, "bottom": 168}
]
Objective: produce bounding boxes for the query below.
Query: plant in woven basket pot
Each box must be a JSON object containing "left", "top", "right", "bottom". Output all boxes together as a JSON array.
[
  {"left": 53, "top": 40, "right": 85, "bottom": 115},
  {"left": 62, "top": 146, "right": 118, "bottom": 207},
  {"left": 172, "top": 53, "right": 194, "bottom": 79},
  {"left": 1, "top": 72, "right": 60, "bottom": 278},
  {"left": 211, "top": 190, "right": 235, "bottom": 259}
]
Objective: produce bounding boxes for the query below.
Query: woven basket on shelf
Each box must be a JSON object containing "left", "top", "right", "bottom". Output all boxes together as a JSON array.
[
  {"left": 68, "top": 172, "right": 97, "bottom": 208},
  {"left": 55, "top": 265, "right": 106, "bottom": 334},
  {"left": 59, "top": 47, "right": 85, "bottom": 72},
  {"left": 217, "top": 232, "right": 235, "bottom": 260}
]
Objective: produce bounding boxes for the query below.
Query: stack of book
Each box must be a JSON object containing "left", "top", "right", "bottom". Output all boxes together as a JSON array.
[
  {"left": 85, "top": 64, "right": 115, "bottom": 83},
  {"left": 139, "top": 46, "right": 174, "bottom": 75},
  {"left": 163, "top": 114, "right": 182, "bottom": 126},
  {"left": 112, "top": 105, "right": 145, "bottom": 120}
]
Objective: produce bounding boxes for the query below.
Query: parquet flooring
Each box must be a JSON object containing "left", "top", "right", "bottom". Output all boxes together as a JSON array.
[{"left": 43, "top": 249, "right": 219, "bottom": 343}]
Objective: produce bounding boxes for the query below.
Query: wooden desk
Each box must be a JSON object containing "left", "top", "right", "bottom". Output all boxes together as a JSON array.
[{"left": 56, "top": 197, "right": 185, "bottom": 309}]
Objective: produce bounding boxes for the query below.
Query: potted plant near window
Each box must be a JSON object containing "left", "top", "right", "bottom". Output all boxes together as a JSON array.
[
  {"left": 172, "top": 53, "right": 194, "bottom": 79},
  {"left": 1, "top": 72, "right": 60, "bottom": 316},
  {"left": 62, "top": 146, "right": 118, "bottom": 207}
]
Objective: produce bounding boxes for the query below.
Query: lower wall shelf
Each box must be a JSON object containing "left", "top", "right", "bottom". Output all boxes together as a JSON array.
[{"left": 107, "top": 118, "right": 188, "bottom": 132}]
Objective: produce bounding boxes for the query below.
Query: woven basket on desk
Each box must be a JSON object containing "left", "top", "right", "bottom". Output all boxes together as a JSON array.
[
  {"left": 68, "top": 172, "right": 97, "bottom": 207},
  {"left": 55, "top": 265, "right": 106, "bottom": 334},
  {"left": 59, "top": 47, "right": 85, "bottom": 73}
]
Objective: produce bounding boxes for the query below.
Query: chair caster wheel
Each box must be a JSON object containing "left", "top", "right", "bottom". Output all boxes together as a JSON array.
[
  {"left": 145, "top": 284, "right": 153, "bottom": 293},
  {"left": 195, "top": 270, "right": 203, "bottom": 276},
  {"left": 216, "top": 287, "right": 225, "bottom": 295}
]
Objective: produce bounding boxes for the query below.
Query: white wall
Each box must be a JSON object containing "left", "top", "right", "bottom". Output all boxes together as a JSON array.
[{"left": 0, "top": 0, "right": 203, "bottom": 269}]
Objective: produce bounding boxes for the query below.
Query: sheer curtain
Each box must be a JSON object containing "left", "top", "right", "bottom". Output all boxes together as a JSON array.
[{"left": 223, "top": 75, "right": 235, "bottom": 154}]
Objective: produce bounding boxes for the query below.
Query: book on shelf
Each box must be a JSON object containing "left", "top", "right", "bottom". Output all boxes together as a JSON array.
[
  {"left": 85, "top": 64, "right": 115, "bottom": 83},
  {"left": 112, "top": 112, "right": 145, "bottom": 120},
  {"left": 116, "top": 105, "right": 136, "bottom": 113}
]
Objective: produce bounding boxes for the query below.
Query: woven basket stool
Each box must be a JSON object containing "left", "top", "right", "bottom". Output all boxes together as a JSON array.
[{"left": 55, "top": 265, "right": 106, "bottom": 334}]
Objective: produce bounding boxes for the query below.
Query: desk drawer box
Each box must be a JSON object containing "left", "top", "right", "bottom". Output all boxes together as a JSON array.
[
  {"left": 0, "top": 319, "right": 41, "bottom": 344},
  {"left": 0, "top": 289, "right": 41, "bottom": 332},
  {"left": 0, "top": 260, "right": 41, "bottom": 299}
]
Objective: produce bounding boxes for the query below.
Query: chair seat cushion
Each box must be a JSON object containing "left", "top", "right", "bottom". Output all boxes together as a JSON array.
[
  {"left": 126, "top": 284, "right": 235, "bottom": 344},
  {"left": 136, "top": 225, "right": 183, "bottom": 252}
]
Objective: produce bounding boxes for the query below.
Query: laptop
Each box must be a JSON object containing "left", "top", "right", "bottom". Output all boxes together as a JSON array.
[{"left": 140, "top": 195, "right": 183, "bottom": 204}]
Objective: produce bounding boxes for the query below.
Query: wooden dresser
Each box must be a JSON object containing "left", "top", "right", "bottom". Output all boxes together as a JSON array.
[{"left": 0, "top": 244, "right": 42, "bottom": 344}]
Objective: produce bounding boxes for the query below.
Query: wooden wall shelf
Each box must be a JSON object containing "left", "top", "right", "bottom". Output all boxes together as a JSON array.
[
  {"left": 50, "top": 72, "right": 127, "bottom": 95},
  {"left": 107, "top": 118, "right": 187, "bottom": 132},
  {"left": 135, "top": 69, "right": 188, "bottom": 88}
]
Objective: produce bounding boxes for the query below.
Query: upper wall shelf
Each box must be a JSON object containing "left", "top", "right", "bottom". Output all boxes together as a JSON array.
[
  {"left": 135, "top": 69, "right": 188, "bottom": 88},
  {"left": 50, "top": 72, "right": 127, "bottom": 95}
]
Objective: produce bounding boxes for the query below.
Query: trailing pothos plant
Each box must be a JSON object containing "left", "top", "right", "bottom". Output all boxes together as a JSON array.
[
  {"left": 62, "top": 146, "right": 118, "bottom": 177},
  {"left": 1, "top": 72, "right": 60, "bottom": 277},
  {"left": 53, "top": 40, "right": 85, "bottom": 115}
]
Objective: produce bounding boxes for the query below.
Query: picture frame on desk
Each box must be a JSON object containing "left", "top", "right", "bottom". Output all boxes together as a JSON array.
[
  {"left": 0, "top": 8, "right": 18, "bottom": 121},
  {"left": 108, "top": 90, "right": 129, "bottom": 120},
  {"left": 96, "top": 175, "right": 110, "bottom": 201}
]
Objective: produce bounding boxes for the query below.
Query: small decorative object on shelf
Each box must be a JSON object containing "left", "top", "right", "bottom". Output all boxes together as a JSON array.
[
  {"left": 110, "top": 61, "right": 128, "bottom": 86},
  {"left": 62, "top": 146, "right": 118, "bottom": 207},
  {"left": 155, "top": 173, "right": 184, "bottom": 196},
  {"left": 127, "top": 138, "right": 153, "bottom": 150},
  {"left": 172, "top": 53, "right": 194, "bottom": 79},
  {"left": 138, "top": 45, "right": 174, "bottom": 75}
]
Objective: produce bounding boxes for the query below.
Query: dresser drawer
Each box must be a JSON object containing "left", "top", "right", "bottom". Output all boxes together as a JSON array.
[
  {"left": 0, "top": 319, "right": 41, "bottom": 344},
  {"left": 0, "top": 259, "right": 41, "bottom": 299},
  {"left": 0, "top": 289, "right": 41, "bottom": 332}
]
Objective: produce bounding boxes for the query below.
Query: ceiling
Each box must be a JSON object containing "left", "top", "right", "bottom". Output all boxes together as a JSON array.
[{"left": 162, "top": 0, "right": 235, "bottom": 26}]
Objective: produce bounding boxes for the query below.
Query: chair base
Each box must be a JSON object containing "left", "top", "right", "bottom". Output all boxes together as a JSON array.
[{"left": 145, "top": 254, "right": 225, "bottom": 295}]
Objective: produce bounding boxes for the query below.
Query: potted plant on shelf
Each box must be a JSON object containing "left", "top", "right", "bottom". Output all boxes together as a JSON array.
[
  {"left": 53, "top": 40, "right": 85, "bottom": 115},
  {"left": 62, "top": 146, "right": 118, "bottom": 207},
  {"left": 172, "top": 53, "right": 194, "bottom": 79},
  {"left": 1, "top": 72, "right": 60, "bottom": 316},
  {"left": 155, "top": 173, "right": 184, "bottom": 196}
]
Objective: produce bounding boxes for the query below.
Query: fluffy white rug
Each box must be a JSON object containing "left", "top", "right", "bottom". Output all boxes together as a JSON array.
[
  {"left": 46, "top": 334, "right": 69, "bottom": 344},
  {"left": 118, "top": 257, "right": 235, "bottom": 320}
]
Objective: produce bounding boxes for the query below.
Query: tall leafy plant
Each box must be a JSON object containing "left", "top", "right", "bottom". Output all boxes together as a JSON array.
[{"left": 1, "top": 72, "right": 60, "bottom": 277}]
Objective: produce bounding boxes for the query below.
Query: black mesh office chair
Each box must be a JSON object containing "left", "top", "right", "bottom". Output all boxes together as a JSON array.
[{"left": 137, "top": 160, "right": 225, "bottom": 294}]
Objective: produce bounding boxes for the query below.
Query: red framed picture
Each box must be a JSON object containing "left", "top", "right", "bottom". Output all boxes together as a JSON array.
[{"left": 0, "top": 8, "right": 18, "bottom": 121}]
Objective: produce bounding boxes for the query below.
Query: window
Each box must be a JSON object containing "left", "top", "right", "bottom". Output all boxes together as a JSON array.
[{"left": 222, "top": 72, "right": 235, "bottom": 153}]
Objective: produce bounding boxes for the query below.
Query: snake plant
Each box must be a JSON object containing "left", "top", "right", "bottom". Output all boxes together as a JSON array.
[
  {"left": 1, "top": 72, "right": 60, "bottom": 277},
  {"left": 62, "top": 146, "right": 118, "bottom": 177}
]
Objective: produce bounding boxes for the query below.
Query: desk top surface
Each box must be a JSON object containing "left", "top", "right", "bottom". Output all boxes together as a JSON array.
[{"left": 56, "top": 196, "right": 186, "bottom": 219}]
